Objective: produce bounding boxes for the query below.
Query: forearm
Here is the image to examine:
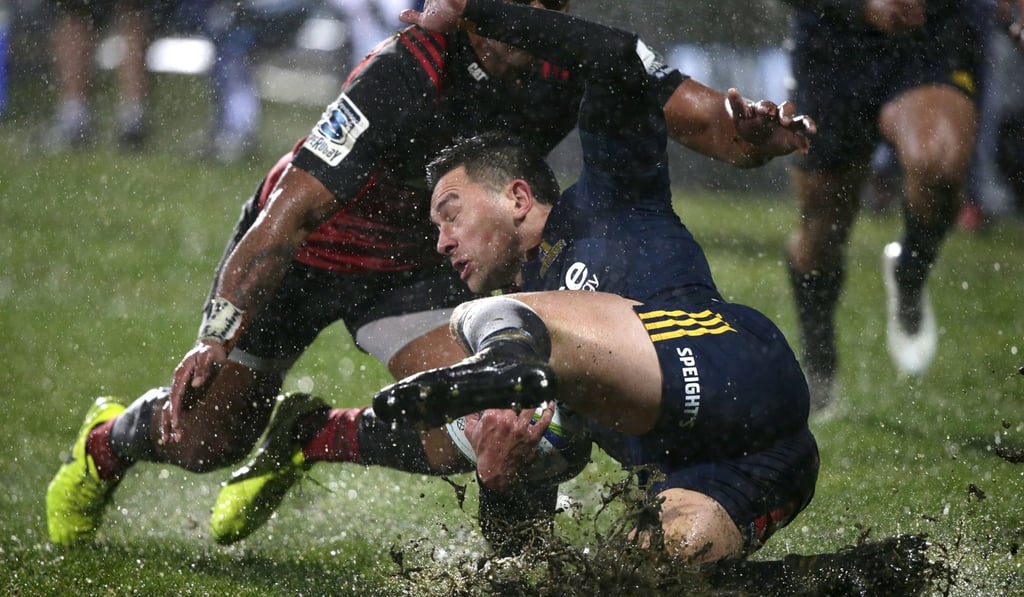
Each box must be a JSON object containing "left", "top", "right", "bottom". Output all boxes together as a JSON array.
[
  {"left": 210, "top": 220, "right": 299, "bottom": 319},
  {"left": 202, "top": 166, "right": 336, "bottom": 348},
  {"left": 664, "top": 79, "right": 772, "bottom": 168}
]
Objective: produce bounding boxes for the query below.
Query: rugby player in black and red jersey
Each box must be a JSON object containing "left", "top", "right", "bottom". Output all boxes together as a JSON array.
[{"left": 47, "top": 0, "right": 815, "bottom": 547}]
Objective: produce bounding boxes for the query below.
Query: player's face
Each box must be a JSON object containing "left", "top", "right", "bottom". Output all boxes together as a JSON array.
[{"left": 431, "top": 167, "right": 524, "bottom": 293}]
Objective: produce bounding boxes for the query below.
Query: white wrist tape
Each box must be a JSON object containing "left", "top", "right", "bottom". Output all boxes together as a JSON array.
[{"left": 198, "top": 297, "right": 245, "bottom": 345}]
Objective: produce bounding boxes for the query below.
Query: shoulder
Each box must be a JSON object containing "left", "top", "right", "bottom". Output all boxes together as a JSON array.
[{"left": 345, "top": 27, "right": 460, "bottom": 98}]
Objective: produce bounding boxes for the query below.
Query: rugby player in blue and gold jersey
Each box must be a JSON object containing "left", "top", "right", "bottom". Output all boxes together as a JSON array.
[{"left": 373, "top": 0, "right": 819, "bottom": 563}]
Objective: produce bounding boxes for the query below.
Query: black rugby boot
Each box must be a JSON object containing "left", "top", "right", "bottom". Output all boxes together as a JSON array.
[{"left": 373, "top": 343, "right": 558, "bottom": 427}]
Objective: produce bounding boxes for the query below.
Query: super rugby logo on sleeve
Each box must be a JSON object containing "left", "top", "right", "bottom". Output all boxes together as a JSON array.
[{"left": 305, "top": 94, "right": 370, "bottom": 166}]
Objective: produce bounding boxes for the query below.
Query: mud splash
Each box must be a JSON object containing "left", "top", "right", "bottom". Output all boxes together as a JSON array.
[{"left": 391, "top": 474, "right": 953, "bottom": 596}]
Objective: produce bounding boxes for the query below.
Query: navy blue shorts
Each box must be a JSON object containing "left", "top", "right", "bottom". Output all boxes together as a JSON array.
[
  {"left": 594, "top": 300, "right": 818, "bottom": 552},
  {"left": 646, "top": 428, "right": 819, "bottom": 553},
  {"left": 789, "top": 3, "right": 985, "bottom": 172},
  {"left": 636, "top": 301, "right": 810, "bottom": 460}
]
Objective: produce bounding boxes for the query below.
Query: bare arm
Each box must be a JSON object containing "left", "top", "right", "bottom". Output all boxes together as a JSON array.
[
  {"left": 664, "top": 78, "right": 815, "bottom": 168},
  {"left": 403, "top": 0, "right": 815, "bottom": 168},
  {"left": 163, "top": 166, "right": 339, "bottom": 442},
  {"left": 213, "top": 166, "right": 337, "bottom": 313}
]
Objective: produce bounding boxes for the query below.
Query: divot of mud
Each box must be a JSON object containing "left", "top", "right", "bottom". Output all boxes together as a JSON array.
[{"left": 393, "top": 473, "right": 954, "bottom": 596}]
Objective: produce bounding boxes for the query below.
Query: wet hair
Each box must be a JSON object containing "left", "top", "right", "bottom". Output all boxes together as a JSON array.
[{"left": 426, "top": 132, "right": 561, "bottom": 206}]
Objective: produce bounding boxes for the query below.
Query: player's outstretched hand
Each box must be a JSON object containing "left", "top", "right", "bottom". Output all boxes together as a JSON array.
[
  {"left": 162, "top": 341, "right": 228, "bottom": 443},
  {"left": 399, "top": 0, "right": 467, "bottom": 31},
  {"left": 725, "top": 88, "right": 816, "bottom": 157},
  {"left": 468, "top": 404, "right": 555, "bottom": 491}
]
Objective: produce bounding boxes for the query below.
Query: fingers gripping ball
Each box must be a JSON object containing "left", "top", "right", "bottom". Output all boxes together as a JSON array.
[{"left": 446, "top": 402, "right": 592, "bottom": 484}]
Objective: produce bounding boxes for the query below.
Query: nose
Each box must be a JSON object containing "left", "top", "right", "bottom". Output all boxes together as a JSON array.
[{"left": 436, "top": 229, "right": 455, "bottom": 256}]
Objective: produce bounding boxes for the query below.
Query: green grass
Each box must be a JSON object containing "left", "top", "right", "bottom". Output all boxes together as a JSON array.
[{"left": 2, "top": 73, "right": 1024, "bottom": 595}]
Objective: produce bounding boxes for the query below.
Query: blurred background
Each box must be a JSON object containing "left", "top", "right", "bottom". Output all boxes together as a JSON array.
[{"left": 1, "top": 0, "right": 1022, "bottom": 213}]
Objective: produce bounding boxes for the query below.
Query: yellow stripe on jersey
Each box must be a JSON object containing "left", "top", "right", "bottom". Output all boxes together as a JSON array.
[{"left": 637, "top": 309, "right": 737, "bottom": 342}]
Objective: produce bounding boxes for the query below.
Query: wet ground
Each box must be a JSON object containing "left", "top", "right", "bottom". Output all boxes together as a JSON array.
[
  {"left": 389, "top": 426, "right": 1024, "bottom": 597},
  {"left": 388, "top": 472, "right": 970, "bottom": 596}
]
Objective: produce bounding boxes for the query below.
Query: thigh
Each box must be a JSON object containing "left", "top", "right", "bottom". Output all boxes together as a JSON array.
[
  {"left": 880, "top": 85, "right": 977, "bottom": 176},
  {"left": 511, "top": 291, "right": 663, "bottom": 435},
  {"left": 232, "top": 262, "right": 356, "bottom": 372},
  {"left": 352, "top": 262, "right": 477, "bottom": 367}
]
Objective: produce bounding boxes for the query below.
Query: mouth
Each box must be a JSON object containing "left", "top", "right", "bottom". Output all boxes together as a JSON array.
[{"left": 452, "top": 258, "right": 470, "bottom": 281}]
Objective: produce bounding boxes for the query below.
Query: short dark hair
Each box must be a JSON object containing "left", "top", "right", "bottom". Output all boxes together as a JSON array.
[{"left": 426, "top": 133, "right": 561, "bottom": 206}]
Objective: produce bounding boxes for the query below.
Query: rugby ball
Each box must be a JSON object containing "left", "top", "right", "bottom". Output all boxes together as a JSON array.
[{"left": 446, "top": 401, "right": 592, "bottom": 484}]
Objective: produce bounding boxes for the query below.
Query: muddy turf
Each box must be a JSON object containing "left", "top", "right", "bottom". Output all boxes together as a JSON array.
[{"left": 388, "top": 442, "right": 1024, "bottom": 596}]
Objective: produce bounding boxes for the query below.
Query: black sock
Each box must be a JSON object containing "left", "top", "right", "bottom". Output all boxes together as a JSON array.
[
  {"left": 109, "top": 387, "right": 168, "bottom": 463},
  {"left": 895, "top": 209, "right": 950, "bottom": 295},
  {"left": 356, "top": 409, "right": 433, "bottom": 474},
  {"left": 788, "top": 262, "right": 843, "bottom": 377}
]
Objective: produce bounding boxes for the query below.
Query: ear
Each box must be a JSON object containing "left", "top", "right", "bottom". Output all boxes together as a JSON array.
[{"left": 508, "top": 179, "right": 535, "bottom": 221}]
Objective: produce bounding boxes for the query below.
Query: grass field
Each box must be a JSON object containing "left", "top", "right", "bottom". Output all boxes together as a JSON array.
[{"left": 2, "top": 73, "right": 1023, "bottom": 595}]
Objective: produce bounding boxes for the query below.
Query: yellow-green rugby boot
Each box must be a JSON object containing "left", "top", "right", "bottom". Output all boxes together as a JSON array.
[
  {"left": 46, "top": 396, "right": 126, "bottom": 546},
  {"left": 211, "top": 392, "right": 328, "bottom": 544}
]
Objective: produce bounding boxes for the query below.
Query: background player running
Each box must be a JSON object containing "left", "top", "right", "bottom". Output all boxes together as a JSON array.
[{"left": 780, "top": 0, "right": 1013, "bottom": 410}]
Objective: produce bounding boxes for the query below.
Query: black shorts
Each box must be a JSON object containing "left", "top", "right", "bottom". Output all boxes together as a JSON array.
[
  {"left": 211, "top": 188, "right": 475, "bottom": 370},
  {"left": 789, "top": 2, "right": 985, "bottom": 172}
]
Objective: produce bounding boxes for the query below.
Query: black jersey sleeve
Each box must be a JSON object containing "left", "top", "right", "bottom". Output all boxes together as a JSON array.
[
  {"left": 291, "top": 31, "right": 444, "bottom": 202},
  {"left": 465, "top": 0, "right": 650, "bottom": 92},
  {"left": 464, "top": 0, "right": 662, "bottom": 138}
]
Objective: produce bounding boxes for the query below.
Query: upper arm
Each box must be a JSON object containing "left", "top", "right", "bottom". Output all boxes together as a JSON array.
[{"left": 260, "top": 165, "right": 340, "bottom": 238}]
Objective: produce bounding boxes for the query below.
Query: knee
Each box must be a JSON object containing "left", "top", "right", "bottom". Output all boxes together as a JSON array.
[
  {"left": 155, "top": 373, "right": 278, "bottom": 472},
  {"left": 165, "top": 427, "right": 259, "bottom": 473},
  {"left": 898, "top": 138, "right": 970, "bottom": 191},
  {"left": 657, "top": 489, "right": 745, "bottom": 565}
]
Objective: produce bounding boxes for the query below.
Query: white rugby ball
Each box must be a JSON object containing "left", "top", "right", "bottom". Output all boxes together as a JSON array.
[{"left": 446, "top": 401, "right": 592, "bottom": 484}]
